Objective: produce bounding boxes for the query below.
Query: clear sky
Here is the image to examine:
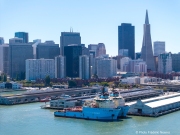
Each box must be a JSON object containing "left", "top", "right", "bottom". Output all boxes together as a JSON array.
[{"left": 0, "top": 0, "right": 180, "bottom": 56}]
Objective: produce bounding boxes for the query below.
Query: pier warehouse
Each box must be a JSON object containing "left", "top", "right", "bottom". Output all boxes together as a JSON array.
[{"left": 128, "top": 93, "right": 180, "bottom": 116}]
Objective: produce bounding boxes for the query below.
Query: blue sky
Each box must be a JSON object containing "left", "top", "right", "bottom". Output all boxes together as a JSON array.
[{"left": 0, "top": 0, "right": 180, "bottom": 56}]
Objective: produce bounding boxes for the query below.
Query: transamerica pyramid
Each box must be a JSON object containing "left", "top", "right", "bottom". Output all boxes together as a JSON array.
[{"left": 140, "top": 10, "right": 155, "bottom": 71}]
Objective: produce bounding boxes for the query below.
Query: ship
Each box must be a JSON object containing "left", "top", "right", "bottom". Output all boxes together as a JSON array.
[
  {"left": 95, "top": 91, "right": 129, "bottom": 118},
  {"left": 109, "top": 91, "right": 129, "bottom": 117},
  {"left": 54, "top": 93, "right": 121, "bottom": 121}
]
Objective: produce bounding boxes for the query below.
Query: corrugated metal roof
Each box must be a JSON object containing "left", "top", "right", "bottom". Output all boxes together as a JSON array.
[{"left": 145, "top": 96, "right": 180, "bottom": 108}]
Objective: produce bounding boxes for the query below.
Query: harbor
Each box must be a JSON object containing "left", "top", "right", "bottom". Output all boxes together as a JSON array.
[{"left": 0, "top": 101, "right": 176, "bottom": 135}]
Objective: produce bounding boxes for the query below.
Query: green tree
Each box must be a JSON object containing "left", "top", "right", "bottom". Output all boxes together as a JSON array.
[
  {"left": 68, "top": 80, "right": 77, "bottom": 88},
  {"left": 45, "top": 75, "right": 50, "bottom": 86},
  {"left": 0, "top": 75, "right": 1, "bottom": 81},
  {"left": 3, "top": 74, "right": 7, "bottom": 82}
]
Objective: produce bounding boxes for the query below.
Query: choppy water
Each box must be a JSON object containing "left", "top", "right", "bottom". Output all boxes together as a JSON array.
[{"left": 0, "top": 102, "right": 180, "bottom": 135}]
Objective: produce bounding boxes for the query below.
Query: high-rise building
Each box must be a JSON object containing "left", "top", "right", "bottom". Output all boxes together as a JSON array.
[
  {"left": 36, "top": 41, "right": 60, "bottom": 59},
  {"left": 154, "top": 41, "right": 165, "bottom": 56},
  {"left": 96, "top": 43, "right": 106, "bottom": 57},
  {"left": 9, "top": 37, "right": 23, "bottom": 44},
  {"left": 26, "top": 59, "right": 55, "bottom": 81},
  {"left": 0, "top": 37, "right": 4, "bottom": 45},
  {"left": 15, "top": 32, "right": 29, "bottom": 43},
  {"left": 120, "top": 57, "right": 131, "bottom": 71},
  {"left": 171, "top": 53, "right": 180, "bottom": 72},
  {"left": 118, "top": 23, "right": 135, "bottom": 59},
  {"left": 9, "top": 40, "right": 33, "bottom": 79},
  {"left": 119, "top": 49, "right": 128, "bottom": 57},
  {"left": 79, "top": 55, "right": 90, "bottom": 80},
  {"left": 129, "top": 59, "right": 144, "bottom": 73},
  {"left": 64, "top": 45, "right": 82, "bottom": 78},
  {"left": 97, "top": 58, "right": 117, "bottom": 78},
  {"left": 158, "top": 53, "right": 172, "bottom": 74},
  {"left": 134, "top": 62, "right": 147, "bottom": 73},
  {"left": 60, "top": 32, "right": 81, "bottom": 55},
  {"left": 140, "top": 10, "right": 155, "bottom": 71},
  {"left": 32, "top": 39, "right": 41, "bottom": 59},
  {"left": 88, "top": 44, "right": 98, "bottom": 57},
  {"left": 55, "top": 55, "right": 65, "bottom": 78},
  {"left": 135, "top": 52, "right": 141, "bottom": 59},
  {"left": 0, "top": 45, "right": 9, "bottom": 74}
]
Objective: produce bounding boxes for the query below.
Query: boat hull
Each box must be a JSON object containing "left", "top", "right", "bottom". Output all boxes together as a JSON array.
[
  {"left": 117, "top": 106, "right": 129, "bottom": 117},
  {"left": 54, "top": 107, "right": 121, "bottom": 121}
]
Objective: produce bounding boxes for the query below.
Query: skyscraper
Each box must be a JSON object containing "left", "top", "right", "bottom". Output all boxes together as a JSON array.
[
  {"left": 15, "top": 32, "right": 29, "bottom": 43},
  {"left": 9, "top": 40, "right": 33, "bottom": 79},
  {"left": 158, "top": 53, "right": 172, "bottom": 74},
  {"left": 60, "top": 32, "right": 81, "bottom": 55},
  {"left": 154, "top": 41, "right": 165, "bottom": 56},
  {"left": 0, "top": 37, "right": 4, "bottom": 45},
  {"left": 64, "top": 45, "right": 82, "bottom": 78},
  {"left": 96, "top": 43, "right": 106, "bottom": 57},
  {"left": 55, "top": 55, "right": 65, "bottom": 78},
  {"left": 79, "top": 55, "right": 90, "bottom": 80},
  {"left": 140, "top": 10, "right": 155, "bottom": 71},
  {"left": 0, "top": 45, "right": 9, "bottom": 74},
  {"left": 36, "top": 41, "right": 60, "bottom": 59},
  {"left": 118, "top": 23, "right": 135, "bottom": 59}
]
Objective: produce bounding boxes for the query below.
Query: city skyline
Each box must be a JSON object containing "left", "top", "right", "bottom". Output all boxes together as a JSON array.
[{"left": 0, "top": 0, "right": 180, "bottom": 56}]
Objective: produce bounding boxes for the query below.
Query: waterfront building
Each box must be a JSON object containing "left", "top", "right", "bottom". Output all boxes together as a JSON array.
[
  {"left": 120, "top": 57, "right": 131, "bottom": 71},
  {"left": 60, "top": 32, "right": 81, "bottom": 56},
  {"left": 0, "top": 37, "right": 4, "bottom": 45},
  {"left": 140, "top": 76, "right": 162, "bottom": 84},
  {"left": 129, "top": 93, "right": 180, "bottom": 116},
  {"left": 118, "top": 23, "right": 135, "bottom": 59},
  {"left": 140, "top": 10, "right": 155, "bottom": 71},
  {"left": 55, "top": 55, "right": 65, "bottom": 78},
  {"left": 26, "top": 59, "right": 55, "bottom": 81},
  {"left": 79, "top": 55, "right": 90, "bottom": 80},
  {"left": 15, "top": 32, "right": 29, "bottom": 43},
  {"left": 171, "top": 53, "right": 180, "bottom": 72},
  {"left": 97, "top": 58, "right": 117, "bottom": 78},
  {"left": 120, "top": 77, "right": 140, "bottom": 84},
  {"left": 36, "top": 41, "right": 60, "bottom": 59},
  {"left": 153, "top": 41, "right": 165, "bottom": 56},
  {"left": 9, "top": 40, "right": 33, "bottom": 79},
  {"left": 96, "top": 43, "right": 106, "bottom": 57},
  {"left": 64, "top": 45, "right": 82, "bottom": 78},
  {"left": 118, "top": 49, "right": 128, "bottom": 57},
  {"left": 158, "top": 53, "right": 172, "bottom": 74},
  {"left": 0, "top": 44, "right": 9, "bottom": 74}
]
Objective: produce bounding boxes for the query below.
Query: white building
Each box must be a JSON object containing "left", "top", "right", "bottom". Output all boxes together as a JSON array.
[
  {"left": 134, "top": 62, "right": 147, "bottom": 73},
  {"left": 26, "top": 59, "right": 55, "bottom": 81},
  {"left": 97, "top": 58, "right": 117, "bottom": 78},
  {"left": 120, "top": 76, "right": 140, "bottom": 84},
  {"left": 55, "top": 55, "right": 65, "bottom": 78},
  {"left": 0, "top": 44, "right": 9, "bottom": 74},
  {"left": 79, "top": 55, "right": 90, "bottom": 79},
  {"left": 140, "top": 77, "right": 162, "bottom": 84},
  {"left": 129, "top": 59, "right": 144, "bottom": 73},
  {"left": 120, "top": 57, "right": 131, "bottom": 71},
  {"left": 154, "top": 41, "right": 165, "bottom": 56},
  {"left": 158, "top": 53, "right": 172, "bottom": 74}
]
